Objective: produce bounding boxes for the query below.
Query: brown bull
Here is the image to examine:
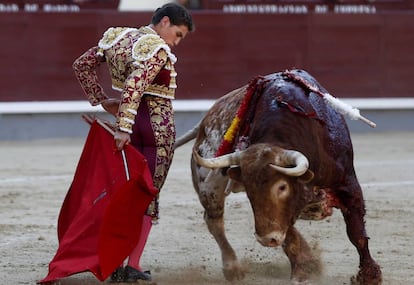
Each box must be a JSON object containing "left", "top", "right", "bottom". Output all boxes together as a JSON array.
[{"left": 176, "top": 69, "right": 382, "bottom": 284}]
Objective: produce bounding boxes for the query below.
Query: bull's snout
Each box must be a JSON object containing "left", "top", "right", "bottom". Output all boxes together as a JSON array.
[{"left": 255, "top": 231, "right": 286, "bottom": 247}]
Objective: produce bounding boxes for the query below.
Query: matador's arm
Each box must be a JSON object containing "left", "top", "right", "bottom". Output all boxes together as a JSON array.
[{"left": 72, "top": 46, "right": 108, "bottom": 106}]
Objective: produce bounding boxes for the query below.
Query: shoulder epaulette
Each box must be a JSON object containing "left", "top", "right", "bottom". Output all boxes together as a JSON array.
[
  {"left": 132, "top": 34, "right": 177, "bottom": 64},
  {"left": 98, "top": 27, "right": 138, "bottom": 50}
]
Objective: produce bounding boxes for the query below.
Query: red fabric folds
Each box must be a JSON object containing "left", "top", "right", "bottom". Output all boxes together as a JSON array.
[{"left": 39, "top": 120, "right": 158, "bottom": 283}]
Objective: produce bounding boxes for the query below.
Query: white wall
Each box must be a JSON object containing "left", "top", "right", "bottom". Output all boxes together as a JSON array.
[{"left": 118, "top": 0, "right": 171, "bottom": 11}]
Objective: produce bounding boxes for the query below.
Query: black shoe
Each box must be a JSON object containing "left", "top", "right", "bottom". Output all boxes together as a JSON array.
[
  {"left": 110, "top": 267, "right": 125, "bottom": 283},
  {"left": 124, "top": 265, "right": 152, "bottom": 282}
]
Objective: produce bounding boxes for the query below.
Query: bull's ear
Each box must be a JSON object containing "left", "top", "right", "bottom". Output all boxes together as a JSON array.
[
  {"left": 299, "top": 170, "right": 314, "bottom": 183},
  {"left": 227, "top": 166, "right": 242, "bottom": 182}
]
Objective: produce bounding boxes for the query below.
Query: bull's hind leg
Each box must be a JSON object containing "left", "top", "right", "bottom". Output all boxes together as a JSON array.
[
  {"left": 283, "top": 226, "right": 322, "bottom": 284},
  {"left": 193, "top": 168, "right": 245, "bottom": 281},
  {"left": 337, "top": 181, "right": 382, "bottom": 285}
]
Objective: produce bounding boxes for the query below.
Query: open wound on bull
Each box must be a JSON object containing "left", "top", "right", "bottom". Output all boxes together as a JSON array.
[{"left": 299, "top": 187, "right": 334, "bottom": 220}]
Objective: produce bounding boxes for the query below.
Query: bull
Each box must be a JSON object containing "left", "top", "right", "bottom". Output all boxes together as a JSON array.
[{"left": 175, "top": 69, "right": 382, "bottom": 284}]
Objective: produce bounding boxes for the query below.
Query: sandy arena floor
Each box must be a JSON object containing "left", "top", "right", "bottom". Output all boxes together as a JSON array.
[{"left": 0, "top": 131, "right": 413, "bottom": 285}]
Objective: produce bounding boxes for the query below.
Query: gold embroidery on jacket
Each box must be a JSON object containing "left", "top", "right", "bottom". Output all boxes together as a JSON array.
[
  {"left": 93, "top": 26, "right": 178, "bottom": 133},
  {"left": 72, "top": 46, "right": 108, "bottom": 105}
]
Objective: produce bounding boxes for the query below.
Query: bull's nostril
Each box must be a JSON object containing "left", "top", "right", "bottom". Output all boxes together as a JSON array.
[{"left": 269, "top": 238, "right": 279, "bottom": 247}]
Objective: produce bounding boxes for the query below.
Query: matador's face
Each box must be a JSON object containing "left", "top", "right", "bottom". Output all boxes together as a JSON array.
[{"left": 157, "top": 16, "right": 189, "bottom": 48}]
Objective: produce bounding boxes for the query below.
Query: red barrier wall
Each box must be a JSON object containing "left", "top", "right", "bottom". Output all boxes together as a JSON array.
[{"left": 0, "top": 8, "right": 413, "bottom": 101}]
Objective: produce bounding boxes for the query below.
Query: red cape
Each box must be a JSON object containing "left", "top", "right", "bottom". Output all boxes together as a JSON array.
[{"left": 39, "top": 120, "right": 158, "bottom": 283}]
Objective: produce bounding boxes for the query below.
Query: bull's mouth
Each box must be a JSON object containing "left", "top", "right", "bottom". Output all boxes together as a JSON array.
[{"left": 255, "top": 231, "right": 286, "bottom": 247}]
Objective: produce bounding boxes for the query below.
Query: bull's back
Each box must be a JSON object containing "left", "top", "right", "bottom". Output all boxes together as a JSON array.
[
  {"left": 288, "top": 70, "right": 354, "bottom": 166},
  {"left": 268, "top": 71, "right": 350, "bottom": 141},
  {"left": 255, "top": 70, "right": 355, "bottom": 183},
  {"left": 195, "top": 69, "right": 355, "bottom": 176}
]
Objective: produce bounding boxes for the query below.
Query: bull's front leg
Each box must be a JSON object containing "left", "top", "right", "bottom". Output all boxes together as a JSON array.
[
  {"left": 204, "top": 210, "right": 245, "bottom": 281},
  {"left": 195, "top": 169, "right": 245, "bottom": 281},
  {"left": 337, "top": 182, "right": 382, "bottom": 285},
  {"left": 282, "top": 226, "right": 322, "bottom": 284}
]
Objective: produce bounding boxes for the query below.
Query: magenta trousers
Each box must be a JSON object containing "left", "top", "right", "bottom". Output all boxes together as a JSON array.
[{"left": 130, "top": 95, "right": 175, "bottom": 220}]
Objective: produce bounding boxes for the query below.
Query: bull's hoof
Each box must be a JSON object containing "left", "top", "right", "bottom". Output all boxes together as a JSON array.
[
  {"left": 222, "top": 261, "right": 245, "bottom": 281},
  {"left": 290, "top": 253, "right": 322, "bottom": 285},
  {"left": 350, "top": 275, "right": 382, "bottom": 285},
  {"left": 350, "top": 263, "right": 382, "bottom": 285}
]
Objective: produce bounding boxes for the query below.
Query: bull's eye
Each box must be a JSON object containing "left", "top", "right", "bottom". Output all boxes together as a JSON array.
[
  {"left": 270, "top": 181, "right": 290, "bottom": 202},
  {"left": 279, "top": 184, "right": 287, "bottom": 192}
]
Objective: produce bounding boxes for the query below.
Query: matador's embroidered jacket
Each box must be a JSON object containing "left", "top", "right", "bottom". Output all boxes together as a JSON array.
[{"left": 73, "top": 26, "right": 177, "bottom": 134}]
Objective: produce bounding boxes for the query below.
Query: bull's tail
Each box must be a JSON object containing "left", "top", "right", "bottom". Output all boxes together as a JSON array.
[{"left": 174, "top": 120, "right": 201, "bottom": 149}]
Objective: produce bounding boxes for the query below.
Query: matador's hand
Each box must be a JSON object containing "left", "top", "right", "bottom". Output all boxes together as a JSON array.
[
  {"left": 114, "top": 130, "right": 131, "bottom": 151},
  {"left": 101, "top": 98, "right": 120, "bottom": 117}
]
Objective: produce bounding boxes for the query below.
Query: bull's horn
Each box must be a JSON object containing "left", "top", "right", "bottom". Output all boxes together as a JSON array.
[
  {"left": 192, "top": 149, "right": 241, "bottom": 168},
  {"left": 270, "top": 150, "right": 309, "bottom": 176}
]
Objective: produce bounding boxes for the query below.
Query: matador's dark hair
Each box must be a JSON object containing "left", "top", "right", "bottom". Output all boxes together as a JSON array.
[{"left": 151, "top": 2, "right": 195, "bottom": 32}]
